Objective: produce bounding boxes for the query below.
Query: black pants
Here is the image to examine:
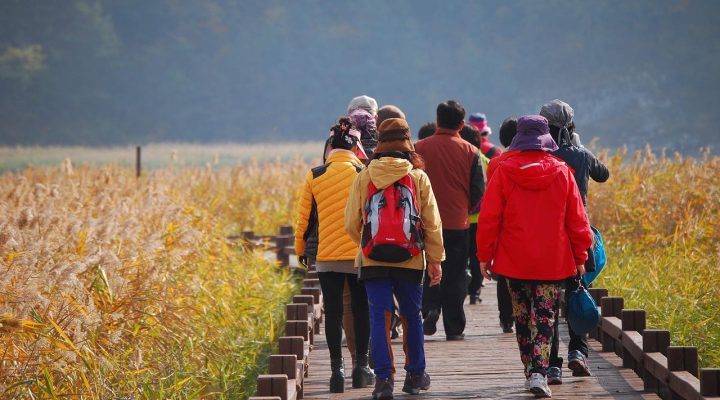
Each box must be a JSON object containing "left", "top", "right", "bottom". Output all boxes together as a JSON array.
[
  {"left": 422, "top": 229, "right": 468, "bottom": 337},
  {"left": 318, "top": 271, "right": 370, "bottom": 360},
  {"left": 550, "top": 278, "right": 589, "bottom": 367},
  {"left": 467, "top": 223, "right": 482, "bottom": 297},
  {"left": 494, "top": 274, "right": 514, "bottom": 324}
]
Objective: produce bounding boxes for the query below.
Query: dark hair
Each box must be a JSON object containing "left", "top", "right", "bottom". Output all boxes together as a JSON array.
[
  {"left": 436, "top": 100, "right": 465, "bottom": 130},
  {"left": 417, "top": 122, "right": 436, "bottom": 140},
  {"left": 372, "top": 151, "right": 425, "bottom": 170},
  {"left": 548, "top": 122, "right": 576, "bottom": 145},
  {"left": 377, "top": 105, "right": 405, "bottom": 127},
  {"left": 460, "top": 124, "right": 481, "bottom": 148},
  {"left": 499, "top": 117, "right": 518, "bottom": 148},
  {"left": 329, "top": 116, "right": 357, "bottom": 150}
]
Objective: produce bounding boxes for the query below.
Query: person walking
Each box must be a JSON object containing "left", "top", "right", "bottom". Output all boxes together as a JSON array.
[
  {"left": 347, "top": 95, "right": 379, "bottom": 156},
  {"left": 345, "top": 118, "right": 444, "bottom": 400},
  {"left": 476, "top": 115, "right": 593, "bottom": 398},
  {"left": 295, "top": 117, "right": 375, "bottom": 393},
  {"left": 459, "top": 124, "right": 489, "bottom": 305},
  {"left": 415, "top": 100, "right": 485, "bottom": 341},
  {"left": 469, "top": 112, "right": 503, "bottom": 159},
  {"left": 540, "top": 99, "right": 610, "bottom": 384}
]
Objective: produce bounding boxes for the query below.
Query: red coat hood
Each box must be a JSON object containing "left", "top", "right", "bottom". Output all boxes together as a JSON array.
[{"left": 500, "top": 151, "right": 568, "bottom": 191}]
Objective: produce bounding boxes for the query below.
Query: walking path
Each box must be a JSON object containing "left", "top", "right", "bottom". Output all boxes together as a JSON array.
[{"left": 301, "top": 280, "right": 659, "bottom": 399}]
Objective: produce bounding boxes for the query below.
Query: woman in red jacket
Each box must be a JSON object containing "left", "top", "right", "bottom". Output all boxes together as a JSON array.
[{"left": 476, "top": 115, "right": 592, "bottom": 398}]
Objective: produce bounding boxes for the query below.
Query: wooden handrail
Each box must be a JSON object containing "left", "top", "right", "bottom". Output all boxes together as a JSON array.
[
  {"left": 587, "top": 287, "right": 720, "bottom": 399},
  {"left": 249, "top": 225, "right": 324, "bottom": 400}
]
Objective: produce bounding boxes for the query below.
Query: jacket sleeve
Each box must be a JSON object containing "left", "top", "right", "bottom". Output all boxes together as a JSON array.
[
  {"left": 294, "top": 170, "right": 314, "bottom": 256},
  {"left": 586, "top": 148, "right": 610, "bottom": 183},
  {"left": 417, "top": 171, "right": 445, "bottom": 263},
  {"left": 343, "top": 173, "right": 364, "bottom": 244},
  {"left": 475, "top": 169, "right": 505, "bottom": 263},
  {"left": 469, "top": 151, "right": 487, "bottom": 212},
  {"left": 564, "top": 171, "right": 593, "bottom": 265}
]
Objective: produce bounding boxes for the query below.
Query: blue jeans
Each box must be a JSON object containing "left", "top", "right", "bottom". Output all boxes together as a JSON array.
[{"left": 364, "top": 276, "right": 425, "bottom": 380}]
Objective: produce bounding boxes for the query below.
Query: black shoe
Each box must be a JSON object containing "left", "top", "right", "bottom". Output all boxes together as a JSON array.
[
  {"left": 372, "top": 377, "right": 394, "bottom": 400},
  {"left": 352, "top": 365, "right": 375, "bottom": 388},
  {"left": 402, "top": 371, "right": 431, "bottom": 394},
  {"left": 446, "top": 333, "right": 465, "bottom": 341},
  {"left": 501, "top": 321, "right": 514, "bottom": 334},
  {"left": 329, "top": 357, "right": 345, "bottom": 393},
  {"left": 469, "top": 295, "right": 482, "bottom": 304},
  {"left": 390, "top": 313, "right": 401, "bottom": 339},
  {"left": 423, "top": 309, "right": 439, "bottom": 336}
]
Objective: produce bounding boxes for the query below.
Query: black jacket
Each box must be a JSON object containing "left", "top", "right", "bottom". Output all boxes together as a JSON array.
[{"left": 551, "top": 145, "right": 609, "bottom": 206}]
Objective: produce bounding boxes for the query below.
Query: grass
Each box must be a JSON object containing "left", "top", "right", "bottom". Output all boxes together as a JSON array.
[{"left": 589, "top": 146, "right": 719, "bottom": 368}]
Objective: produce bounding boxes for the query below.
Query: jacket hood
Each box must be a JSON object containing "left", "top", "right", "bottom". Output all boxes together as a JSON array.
[
  {"left": 500, "top": 151, "right": 567, "bottom": 191},
  {"left": 367, "top": 157, "right": 413, "bottom": 189}
]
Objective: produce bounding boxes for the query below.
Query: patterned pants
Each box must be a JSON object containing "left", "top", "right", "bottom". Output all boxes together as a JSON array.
[{"left": 506, "top": 279, "right": 561, "bottom": 376}]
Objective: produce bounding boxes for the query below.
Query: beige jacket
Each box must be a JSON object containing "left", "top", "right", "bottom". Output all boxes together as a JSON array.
[{"left": 344, "top": 157, "right": 445, "bottom": 270}]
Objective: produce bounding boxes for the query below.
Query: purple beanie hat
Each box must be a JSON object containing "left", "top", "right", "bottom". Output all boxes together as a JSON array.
[{"left": 508, "top": 115, "right": 559, "bottom": 152}]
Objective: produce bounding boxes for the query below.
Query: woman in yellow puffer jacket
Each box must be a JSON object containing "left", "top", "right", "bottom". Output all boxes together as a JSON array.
[{"left": 294, "top": 116, "right": 374, "bottom": 393}]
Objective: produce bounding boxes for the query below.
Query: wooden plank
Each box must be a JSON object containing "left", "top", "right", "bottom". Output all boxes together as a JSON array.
[
  {"left": 667, "top": 370, "right": 701, "bottom": 400},
  {"left": 622, "top": 330, "right": 644, "bottom": 365}
]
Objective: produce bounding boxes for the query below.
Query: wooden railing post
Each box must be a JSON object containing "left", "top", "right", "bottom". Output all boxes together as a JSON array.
[
  {"left": 588, "top": 288, "right": 608, "bottom": 340},
  {"left": 600, "top": 297, "right": 623, "bottom": 354},
  {"left": 621, "top": 309, "right": 646, "bottom": 373},
  {"left": 667, "top": 346, "right": 699, "bottom": 400},
  {"left": 642, "top": 329, "right": 671, "bottom": 395},
  {"left": 279, "top": 225, "right": 294, "bottom": 236},
  {"left": 136, "top": 146, "right": 142, "bottom": 178},
  {"left": 700, "top": 368, "right": 720, "bottom": 397},
  {"left": 667, "top": 346, "right": 699, "bottom": 377}
]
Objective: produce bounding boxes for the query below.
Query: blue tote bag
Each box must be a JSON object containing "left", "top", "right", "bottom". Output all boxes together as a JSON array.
[
  {"left": 567, "top": 278, "right": 601, "bottom": 336},
  {"left": 582, "top": 226, "right": 606, "bottom": 286}
]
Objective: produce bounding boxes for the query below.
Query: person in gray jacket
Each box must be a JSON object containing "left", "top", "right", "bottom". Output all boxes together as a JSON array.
[{"left": 540, "top": 99, "right": 610, "bottom": 385}]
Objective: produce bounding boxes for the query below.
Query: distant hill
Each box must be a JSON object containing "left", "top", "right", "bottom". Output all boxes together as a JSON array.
[{"left": 1, "top": 0, "right": 719, "bottom": 153}]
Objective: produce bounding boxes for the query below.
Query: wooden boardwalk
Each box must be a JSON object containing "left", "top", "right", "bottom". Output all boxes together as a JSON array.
[{"left": 301, "top": 280, "right": 659, "bottom": 399}]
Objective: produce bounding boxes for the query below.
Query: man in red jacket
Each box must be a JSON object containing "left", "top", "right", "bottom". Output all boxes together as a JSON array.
[
  {"left": 415, "top": 100, "right": 485, "bottom": 341},
  {"left": 476, "top": 115, "right": 592, "bottom": 397}
]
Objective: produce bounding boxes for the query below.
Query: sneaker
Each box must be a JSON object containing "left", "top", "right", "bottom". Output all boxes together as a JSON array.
[
  {"left": 546, "top": 367, "right": 562, "bottom": 385},
  {"left": 500, "top": 321, "right": 514, "bottom": 334},
  {"left": 446, "top": 333, "right": 465, "bottom": 341},
  {"left": 402, "top": 371, "right": 431, "bottom": 394},
  {"left": 423, "top": 309, "right": 439, "bottom": 336},
  {"left": 567, "top": 350, "right": 591, "bottom": 377},
  {"left": 372, "top": 377, "right": 394, "bottom": 400},
  {"left": 527, "top": 373, "right": 552, "bottom": 398}
]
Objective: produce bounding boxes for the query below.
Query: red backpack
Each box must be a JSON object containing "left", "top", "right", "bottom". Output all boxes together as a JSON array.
[{"left": 361, "top": 175, "right": 425, "bottom": 262}]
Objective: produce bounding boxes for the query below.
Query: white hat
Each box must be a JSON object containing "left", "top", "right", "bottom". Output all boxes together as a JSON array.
[{"left": 347, "top": 95, "right": 378, "bottom": 117}]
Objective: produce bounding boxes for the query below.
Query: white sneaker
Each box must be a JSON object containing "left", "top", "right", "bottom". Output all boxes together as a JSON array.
[{"left": 528, "top": 373, "right": 552, "bottom": 398}]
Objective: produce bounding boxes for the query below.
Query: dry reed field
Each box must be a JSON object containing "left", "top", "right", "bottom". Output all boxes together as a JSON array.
[
  {"left": 590, "top": 146, "right": 720, "bottom": 367},
  {"left": 0, "top": 161, "right": 307, "bottom": 399}
]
